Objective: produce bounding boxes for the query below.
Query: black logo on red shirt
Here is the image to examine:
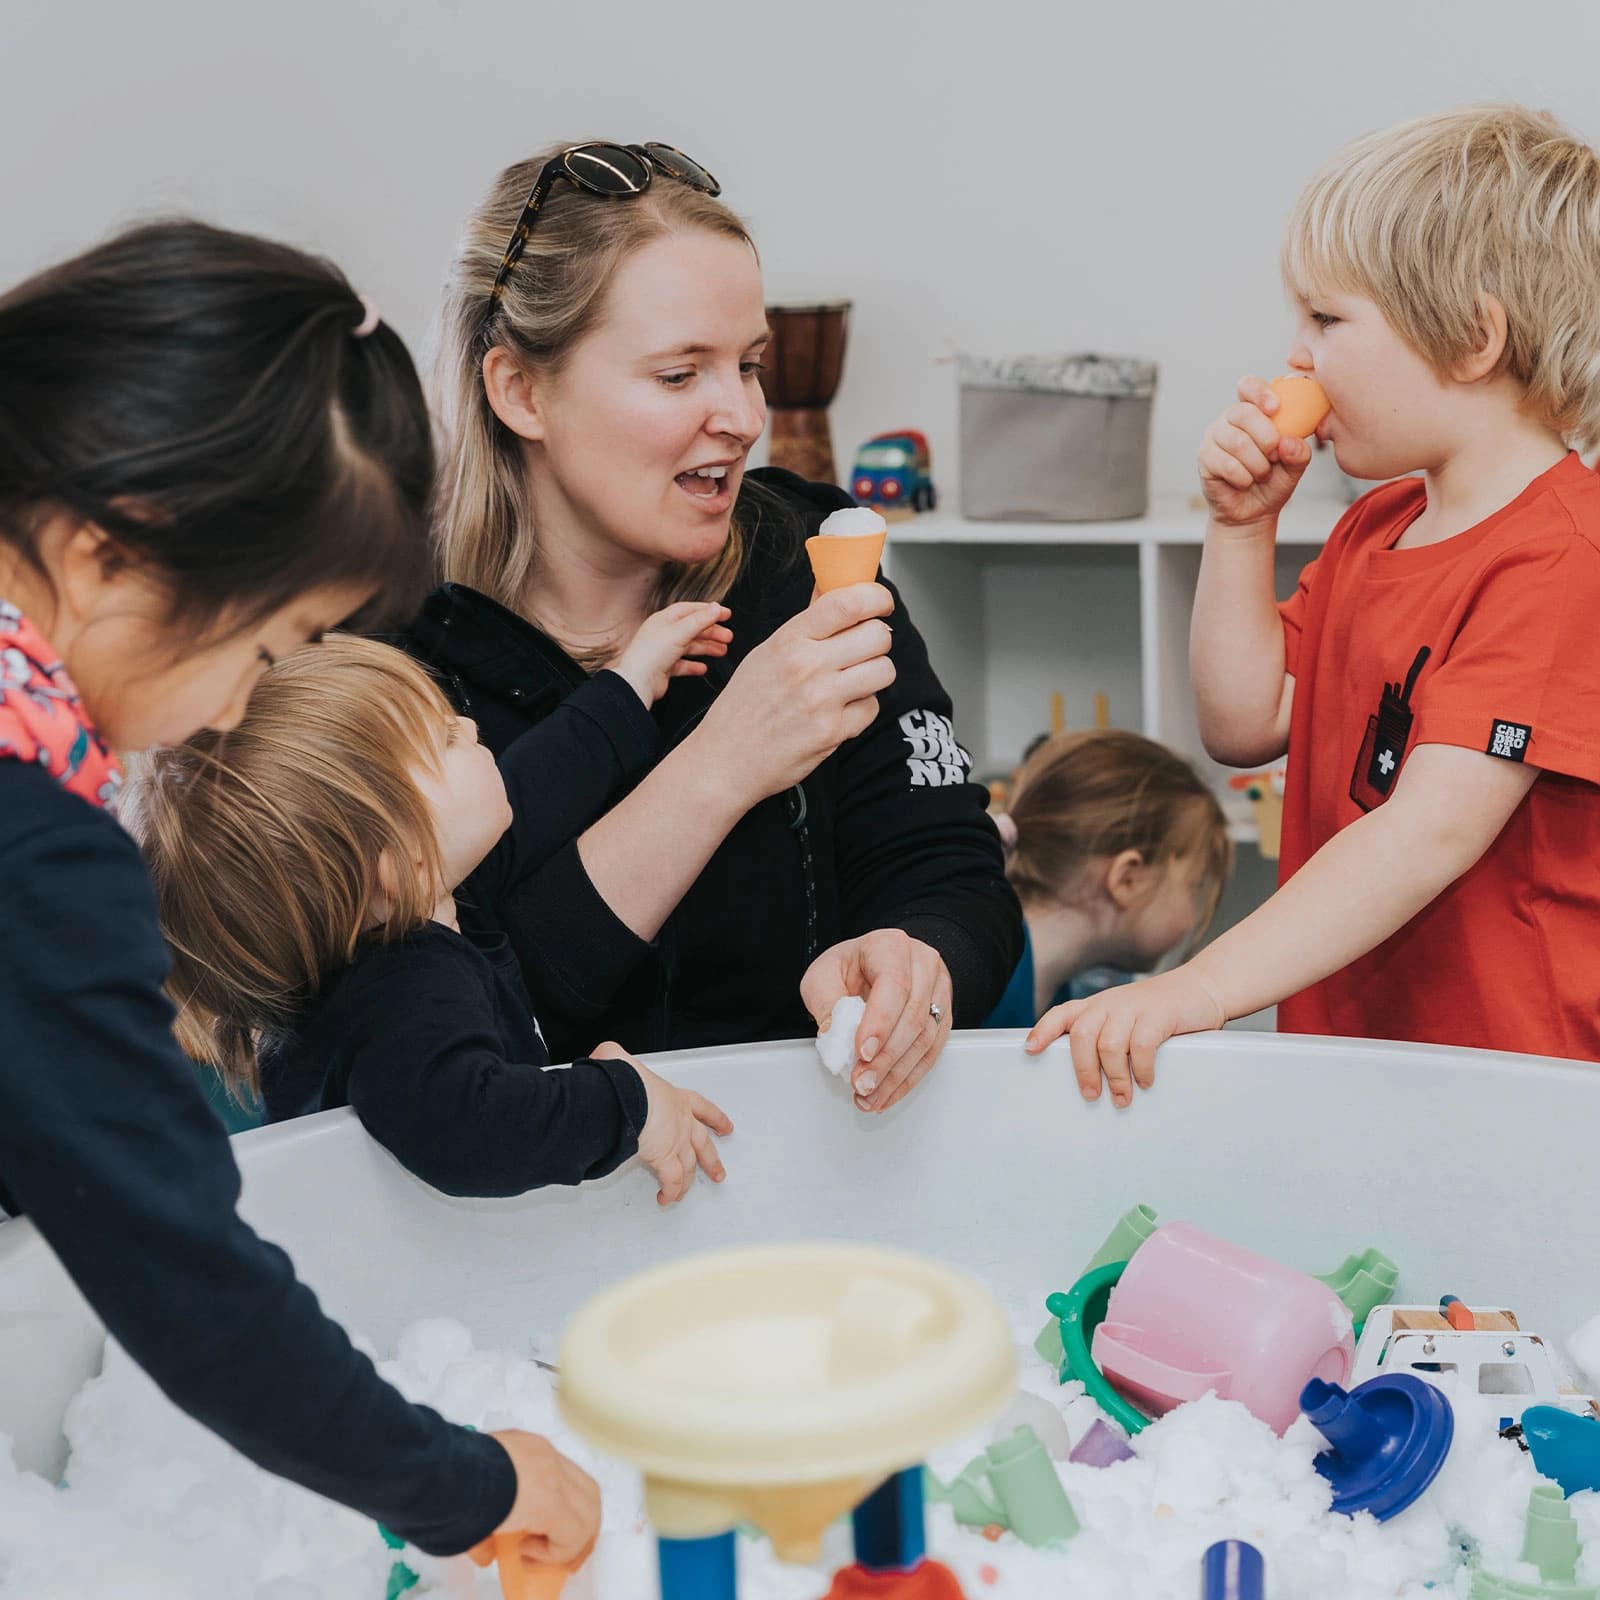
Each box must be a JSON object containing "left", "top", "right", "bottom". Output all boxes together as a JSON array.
[
  {"left": 1350, "top": 645, "right": 1431, "bottom": 812},
  {"left": 1487, "top": 721, "right": 1531, "bottom": 761}
]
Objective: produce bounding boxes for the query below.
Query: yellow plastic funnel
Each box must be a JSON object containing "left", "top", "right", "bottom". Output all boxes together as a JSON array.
[{"left": 557, "top": 1241, "right": 1016, "bottom": 1563}]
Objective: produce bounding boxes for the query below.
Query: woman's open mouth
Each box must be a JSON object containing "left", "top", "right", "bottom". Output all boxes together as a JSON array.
[{"left": 675, "top": 463, "right": 735, "bottom": 510}]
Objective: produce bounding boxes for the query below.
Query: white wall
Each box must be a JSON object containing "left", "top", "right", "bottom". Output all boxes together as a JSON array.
[{"left": 3, "top": 0, "right": 1597, "bottom": 499}]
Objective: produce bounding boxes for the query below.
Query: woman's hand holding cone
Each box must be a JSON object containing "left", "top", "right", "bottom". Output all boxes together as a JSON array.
[{"left": 694, "top": 582, "right": 896, "bottom": 805}]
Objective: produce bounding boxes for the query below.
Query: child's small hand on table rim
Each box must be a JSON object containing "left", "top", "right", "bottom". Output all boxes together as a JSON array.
[
  {"left": 1023, "top": 967, "right": 1226, "bottom": 1107},
  {"left": 598, "top": 1042, "right": 733, "bottom": 1205}
]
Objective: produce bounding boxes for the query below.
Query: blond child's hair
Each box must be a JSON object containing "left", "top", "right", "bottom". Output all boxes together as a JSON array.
[
  {"left": 126, "top": 636, "right": 455, "bottom": 1100},
  {"left": 1282, "top": 103, "right": 1600, "bottom": 452},
  {"left": 1004, "top": 731, "right": 1232, "bottom": 944}
]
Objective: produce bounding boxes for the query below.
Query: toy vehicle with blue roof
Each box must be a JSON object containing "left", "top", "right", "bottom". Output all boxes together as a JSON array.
[{"left": 851, "top": 430, "right": 936, "bottom": 514}]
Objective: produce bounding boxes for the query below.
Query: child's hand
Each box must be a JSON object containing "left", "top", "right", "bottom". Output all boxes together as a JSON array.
[
  {"left": 593, "top": 1041, "right": 733, "bottom": 1204},
  {"left": 481, "top": 1430, "right": 600, "bottom": 1568},
  {"left": 1198, "top": 376, "right": 1314, "bottom": 531},
  {"left": 1022, "top": 968, "right": 1226, "bottom": 1108},
  {"left": 610, "top": 601, "right": 733, "bottom": 707}
]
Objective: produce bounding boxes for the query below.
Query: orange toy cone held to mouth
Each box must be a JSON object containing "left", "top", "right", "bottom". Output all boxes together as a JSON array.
[
  {"left": 807, "top": 507, "right": 888, "bottom": 594},
  {"left": 469, "top": 1533, "right": 591, "bottom": 1599},
  {"left": 1268, "top": 376, "right": 1331, "bottom": 439}
]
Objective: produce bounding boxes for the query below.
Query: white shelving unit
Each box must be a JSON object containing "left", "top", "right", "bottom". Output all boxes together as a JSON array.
[
  {"left": 882, "top": 493, "right": 1347, "bottom": 1027},
  {"left": 881, "top": 493, "right": 1341, "bottom": 836}
]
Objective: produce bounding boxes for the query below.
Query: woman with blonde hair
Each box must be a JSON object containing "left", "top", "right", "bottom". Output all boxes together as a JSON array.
[{"left": 405, "top": 142, "right": 1020, "bottom": 1113}]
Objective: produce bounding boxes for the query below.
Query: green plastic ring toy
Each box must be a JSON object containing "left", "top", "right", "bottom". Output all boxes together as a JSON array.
[{"left": 1044, "top": 1260, "right": 1149, "bottom": 1437}]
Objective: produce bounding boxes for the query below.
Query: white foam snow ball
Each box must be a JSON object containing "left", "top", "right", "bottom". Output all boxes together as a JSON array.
[
  {"left": 815, "top": 995, "right": 867, "bottom": 1076},
  {"left": 817, "top": 506, "right": 887, "bottom": 538}
]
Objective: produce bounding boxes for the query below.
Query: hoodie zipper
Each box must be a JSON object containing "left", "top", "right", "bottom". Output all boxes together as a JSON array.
[{"left": 786, "top": 781, "right": 819, "bottom": 962}]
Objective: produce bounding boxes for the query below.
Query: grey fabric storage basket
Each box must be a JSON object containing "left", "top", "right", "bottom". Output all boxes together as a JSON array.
[{"left": 958, "top": 352, "right": 1157, "bottom": 521}]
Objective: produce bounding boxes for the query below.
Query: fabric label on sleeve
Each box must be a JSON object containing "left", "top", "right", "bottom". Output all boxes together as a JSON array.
[{"left": 1487, "top": 720, "right": 1532, "bottom": 761}]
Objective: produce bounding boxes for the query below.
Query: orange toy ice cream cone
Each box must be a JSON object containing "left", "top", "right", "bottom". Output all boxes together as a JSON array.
[
  {"left": 1268, "top": 375, "right": 1331, "bottom": 439},
  {"left": 807, "top": 507, "right": 888, "bottom": 594},
  {"left": 469, "top": 1532, "right": 592, "bottom": 1599}
]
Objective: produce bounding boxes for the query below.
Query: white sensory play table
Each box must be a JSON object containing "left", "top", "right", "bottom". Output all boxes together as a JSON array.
[{"left": 1, "top": 1030, "right": 1594, "bottom": 1485}]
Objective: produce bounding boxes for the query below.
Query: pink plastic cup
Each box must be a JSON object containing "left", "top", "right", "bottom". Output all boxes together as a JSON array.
[{"left": 1090, "top": 1221, "right": 1354, "bottom": 1435}]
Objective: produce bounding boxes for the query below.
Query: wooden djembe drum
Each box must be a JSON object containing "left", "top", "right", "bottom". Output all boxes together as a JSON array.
[{"left": 759, "top": 301, "right": 851, "bottom": 484}]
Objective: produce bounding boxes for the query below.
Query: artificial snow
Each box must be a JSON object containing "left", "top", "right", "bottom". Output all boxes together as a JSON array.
[
  {"left": 2, "top": 1294, "right": 1597, "bottom": 1599},
  {"left": 1569, "top": 1311, "right": 1600, "bottom": 1392}
]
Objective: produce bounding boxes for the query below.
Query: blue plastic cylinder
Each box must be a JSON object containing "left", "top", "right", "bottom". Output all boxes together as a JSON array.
[
  {"left": 1202, "top": 1539, "right": 1265, "bottom": 1599},
  {"left": 852, "top": 1465, "right": 928, "bottom": 1572},
  {"left": 658, "top": 1530, "right": 737, "bottom": 1600}
]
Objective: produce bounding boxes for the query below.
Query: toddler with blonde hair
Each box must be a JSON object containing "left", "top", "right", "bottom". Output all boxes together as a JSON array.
[{"left": 133, "top": 607, "right": 733, "bottom": 1204}]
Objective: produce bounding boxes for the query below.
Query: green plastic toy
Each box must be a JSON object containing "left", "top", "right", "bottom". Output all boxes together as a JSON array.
[
  {"left": 385, "top": 1563, "right": 420, "bottom": 1600},
  {"left": 1045, "top": 1261, "right": 1149, "bottom": 1437},
  {"left": 1315, "top": 1247, "right": 1399, "bottom": 1336},
  {"left": 925, "top": 1425, "right": 1080, "bottom": 1547},
  {"left": 378, "top": 1524, "right": 420, "bottom": 1599},
  {"left": 1469, "top": 1485, "right": 1599, "bottom": 1599},
  {"left": 924, "top": 1462, "right": 1005, "bottom": 1528},
  {"left": 1035, "top": 1204, "right": 1160, "bottom": 1368},
  {"left": 1084, "top": 1203, "right": 1160, "bottom": 1275}
]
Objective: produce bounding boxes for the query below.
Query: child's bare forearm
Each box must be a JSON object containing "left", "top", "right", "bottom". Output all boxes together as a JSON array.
[
  {"left": 1187, "top": 806, "right": 1444, "bottom": 1018},
  {"left": 1188, "top": 746, "right": 1537, "bottom": 1018},
  {"left": 1191, "top": 520, "right": 1290, "bottom": 766}
]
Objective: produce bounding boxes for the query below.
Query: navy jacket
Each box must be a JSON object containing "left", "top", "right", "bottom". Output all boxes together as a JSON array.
[{"left": 0, "top": 759, "right": 514, "bottom": 1554}]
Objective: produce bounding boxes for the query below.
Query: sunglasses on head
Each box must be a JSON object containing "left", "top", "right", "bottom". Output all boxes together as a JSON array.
[{"left": 488, "top": 142, "right": 722, "bottom": 303}]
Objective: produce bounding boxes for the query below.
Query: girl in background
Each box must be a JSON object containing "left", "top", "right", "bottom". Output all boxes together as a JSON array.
[{"left": 985, "top": 731, "right": 1231, "bottom": 1031}]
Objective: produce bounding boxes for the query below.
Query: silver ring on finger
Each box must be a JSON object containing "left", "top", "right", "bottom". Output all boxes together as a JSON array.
[{"left": 928, "top": 1001, "right": 943, "bottom": 1024}]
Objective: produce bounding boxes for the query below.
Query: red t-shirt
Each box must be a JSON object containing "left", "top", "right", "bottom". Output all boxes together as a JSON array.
[{"left": 1276, "top": 452, "right": 1600, "bottom": 1060}]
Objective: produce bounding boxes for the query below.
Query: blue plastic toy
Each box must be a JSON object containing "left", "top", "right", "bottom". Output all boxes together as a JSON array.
[
  {"left": 660, "top": 1532, "right": 737, "bottom": 1596},
  {"left": 853, "top": 1467, "right": 928, "bottom": 1570},
  {"left": 1203, "top": 1540, "right": 1265, "bottom": 1599},
  {"left": 1520, "top": 1406, "right": 1600, "bottom": 1497},
  {"left": 851, "top": 431, "right": 936, "bottom": 513},
  {"left": 1300, "top": 1373, "right": 1454, "bottom": 1520}
]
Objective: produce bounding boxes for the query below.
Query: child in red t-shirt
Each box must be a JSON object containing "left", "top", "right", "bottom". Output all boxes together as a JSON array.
[{"left": 1028, "top": 103, "right": 1600, "bottom": 1101}]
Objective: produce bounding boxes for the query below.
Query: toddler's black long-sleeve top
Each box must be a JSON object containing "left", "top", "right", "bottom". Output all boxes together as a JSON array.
[{"left": 258, "top": 670, "right": 652, "bottom": 1195}]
